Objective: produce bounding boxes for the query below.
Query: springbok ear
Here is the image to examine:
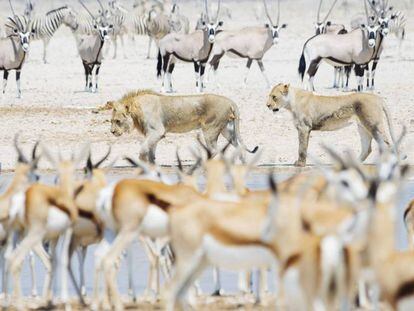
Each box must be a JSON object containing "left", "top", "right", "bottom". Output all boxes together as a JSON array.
[
  {"left": 218, "top": 21, "right": 223, "bottom": 27},
  {"left": 401, "top": 164, "right": 410, "bottom": 179},
  {"left": 281, "top": 23, "right": 287, "bottom": 29},
  {"left": 265, "top": 23, "right": 270, "bottom": 28}
]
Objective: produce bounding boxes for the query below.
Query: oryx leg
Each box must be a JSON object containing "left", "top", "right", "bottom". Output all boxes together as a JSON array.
[
  {"left": 82, "top": 62, "right": 89, "bottom": 91},
  {"left": 357, "top": 124, "right": 372, "bottom": 162},
  {"left": 147, "top": 36, "right": 153, "bottom": 59},
  {"left": 194, "top": 62, "right": 200, "bottom": 91},
  {"left": 294, "top": 127, "right": 311, "bottom": 167},
  {"left": 333, "top": 67, "right": 339, "bottom": 88},
  {"left": 16, "top": 70, "right": 21, "bottom": 98},
  {"left": 344, "top": 65, "right": 352, "bottom": 91},
  {"left": 244, "top": 58, "right": 253, "bottom": 85},
  {"left": 88, "top": 65, "right": 94, "bottom": 91},
  {"left": 199, "top": 63, "right": 206, "bottom": 92},
  {"left": 257, "top": 59, "right": 270, "bottom": 88},
  {"left": 139, "top": 126, "right": 165, "bottom": 163},
  {"left": 112, "top": 36, "right": 118, "bottom": 59},
  {"left": 354, "top": 64, "right": 365, "bottom": 92},
  {"left": 207, "top": 52, "right": 224, "bottom": 87},
  {"left": 102, "top": 229, "right": 136, "bottom": 311},
  {"left": 2, "top": 70, "right": 9, "bottom": 94},
  {"left": 167, "top": 62, "right": 175, "bottom": 92},
  {"left": 161, "top": 53, "right": 171, "bottom": 93},
  {"left": 93, "top": 64, "right": 101, "bottom": 93},
  {"left": 42, "top": 37, "right": 51, "bottom": 64},
  {"left": 306, "top": 58, "right": 321, "bottom": 91},
  {"left": 369, "top": 59, "right": 379, "bottom": 90},
  {"left": 366, "top": 63, "right": 371, "bottom": 90}
]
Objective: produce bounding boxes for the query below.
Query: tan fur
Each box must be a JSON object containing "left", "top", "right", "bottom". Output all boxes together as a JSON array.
[
  {"left": 266, "top": 84, "right": 397, "bottom": 166},
  {"left": 102, "top": 89, "right": 254, "bottom": 163}
]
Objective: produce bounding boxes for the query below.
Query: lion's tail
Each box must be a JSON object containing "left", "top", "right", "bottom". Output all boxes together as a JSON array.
[
  {"left": 231, "top": 102, "right": 259, "bottom": 154},
  {"left": 298, "top": 52, "right": 306, "bottom": 81}
]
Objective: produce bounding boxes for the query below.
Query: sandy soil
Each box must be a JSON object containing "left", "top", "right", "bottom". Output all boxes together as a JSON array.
[{"left": 0, "top": 0, "right": 414, "bottom": 170}]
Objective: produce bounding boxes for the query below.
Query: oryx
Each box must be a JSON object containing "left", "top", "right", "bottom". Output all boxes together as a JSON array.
[
  {"left": 298, "top": 0, "right": 387, "bottom": 92},
  {"left": 314, "top": 0, "right": 352, "bottom": 89},
  {"left": 70, "top": 0, "right": 113, "bottom": 92},
  {"left": 0, "top": 1, "right": 34, "bottom": 98},
  {"left": 207, "top": 0, "right": 287, "bottom": 88},
  {"left": 156, "top": 0, "right": 223, "bottom": 93}
]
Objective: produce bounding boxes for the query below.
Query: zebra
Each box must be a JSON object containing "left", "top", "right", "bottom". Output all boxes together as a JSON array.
[
  {"left": 15, "top": 6, "right": 78, "bottom": 63},
  {"left": 106, "top": 1, "right": 129, "bottom": 58},
  {"left": 388, "top": 10, "right": 406, "bottom": 54}
]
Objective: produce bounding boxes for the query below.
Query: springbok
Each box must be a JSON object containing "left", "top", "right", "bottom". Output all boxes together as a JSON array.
[
  {"left": 5, "top": 144, "right": 89, "bottom": 309},
  {"left": 69, "top": 0, "right": 113, "bottom": 92},
  {"left": 298, "top": 0, "right": 387, "bottom": 91},
  {"left": 156, "top": 0, "right": 223, "bottom": 92},
  {"left": 1, "top": 1, "right": 34, "bottom": 98},
  {"left": 207, "top": 0, "right": 287, "bottom": 88},
  {"left": 0, "top": 136, "right": 42, "bottom": 298}
]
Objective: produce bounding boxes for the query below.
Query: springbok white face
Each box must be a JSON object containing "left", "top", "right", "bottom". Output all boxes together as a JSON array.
[
  {"left": 265, "top": 23, "right": 287, "bottom": 44},
  {"left": 203, "top": 20, "right": 223, "bottom": 43},
  {"left": 361, "top": 23, "right": 381, "bottom": 48}
]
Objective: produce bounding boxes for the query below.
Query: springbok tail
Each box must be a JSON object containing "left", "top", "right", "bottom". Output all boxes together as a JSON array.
[
  {"left": 156, "top": 50, "right": 162, "bottom": 78},
  {"left": 298, "top": 52, "right": 306, "bottom": 81}
]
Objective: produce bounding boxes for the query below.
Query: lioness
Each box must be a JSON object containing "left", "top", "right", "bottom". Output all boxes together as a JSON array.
[
  {"left": 102, "top": 90, "right": 258, "bottom": 163},
  {"left": 266, "top": 83, "right": 398, "bottom": 166}
]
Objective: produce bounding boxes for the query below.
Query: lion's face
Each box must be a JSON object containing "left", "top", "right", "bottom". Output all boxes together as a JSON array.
[
  {"left": 266, "top": 83, "right": 289, "bottom": 112},
  {"left": 110, "top": 102, "right": 131, "bottom": 137}
]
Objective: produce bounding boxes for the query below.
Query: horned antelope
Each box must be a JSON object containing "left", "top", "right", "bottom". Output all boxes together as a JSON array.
[
  {"left": 313, "top": 0, "right": 353, "bottom": 90},
  {"left": 10, "top": 5, "right": 78, "bottom": 64},
  {"left": 156, "top": 0, "right": 223, "bottom": 93},
  {"left": 207, "top": 0, "right": 287, "bottom": 89},
  {"left": 105, "top": 0, "right": 129, "bottom": 59},
  {"left": 0, "top": 135, "right": 42, "bottom": 298},
  {"left": 299, "top": 0, "right": 387, "bottom": 92},
  {"left": 0, "top": 2, "right": 34, "bottom": 99},
  {"left": 5, "top": 144, "right": 89, "bottom": 309},
  {"left": 68, "top": 0, "right": 113, "bottom": 92}
]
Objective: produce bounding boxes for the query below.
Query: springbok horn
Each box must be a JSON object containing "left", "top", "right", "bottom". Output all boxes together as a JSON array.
[
  {"left": 40, "top": 143, "right": 58, "bottom": 168},
  {"left": 97, "top": 0, "right": 106, "bottom": 12},
  {"left": 220, "top": 140, "right": 232, "bottom": 157},
  {"left": 262, "top": 0, "right": 274, "bottom": 25},
  {"left": 94, "top": 146, "right": 112, "bottom": 168},
  {"left": 322, "top": 0, "right": 339, "bottom": 23},
  {"left": 124, "top": 157, "right": 150, "bottom": 174},
  {"left": 86, "top": 151, "right": 93, "bottom": 173},
  {"left": 176, "top": 148, "right": 184, "bottom": 172},
  {"left": 31, "top": 141, "right": 39, "bottom": 161},
  {"left": 14, "top": 134, "right": 28, "bottom": 164},
  {"left": 344, "top": 150, "right": 367, "bottom": 180},
  {"left": 322, "top": 144, "right": 347, "bottom": 169},
  {"left": 396, "top": 125, "right": 407, "bottom": 148}
]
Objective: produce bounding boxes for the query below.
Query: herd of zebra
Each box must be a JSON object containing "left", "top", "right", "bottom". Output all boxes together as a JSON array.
[{"left": 0, "top": 0, "right": 409, "bottom": 96}]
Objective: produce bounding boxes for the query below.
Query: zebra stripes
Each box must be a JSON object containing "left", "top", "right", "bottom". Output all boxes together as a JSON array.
[{"left": 5, "top": 6, "right": 75, "bottom": 63}]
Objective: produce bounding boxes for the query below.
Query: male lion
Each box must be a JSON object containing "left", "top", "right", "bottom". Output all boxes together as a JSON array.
[
  {"left": 101, "top": 90, "right": 258, "bottom": 163},
  {"left": 266, "top": 83, "right": 398, "bottom": 167}
]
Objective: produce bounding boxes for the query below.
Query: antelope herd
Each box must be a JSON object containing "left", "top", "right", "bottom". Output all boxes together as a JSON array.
[{"left": 0, "top": 0, "right": 413, "bottom": 310}]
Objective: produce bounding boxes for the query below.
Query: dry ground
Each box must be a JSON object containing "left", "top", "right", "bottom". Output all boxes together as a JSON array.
[{"left": 0, "top": 0, "right": 413, "bottom": 171}]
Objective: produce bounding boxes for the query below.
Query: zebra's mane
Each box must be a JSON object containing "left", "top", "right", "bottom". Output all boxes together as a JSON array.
[{"left": 46, "top": 6, "right": 68, "bottom": 16}]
